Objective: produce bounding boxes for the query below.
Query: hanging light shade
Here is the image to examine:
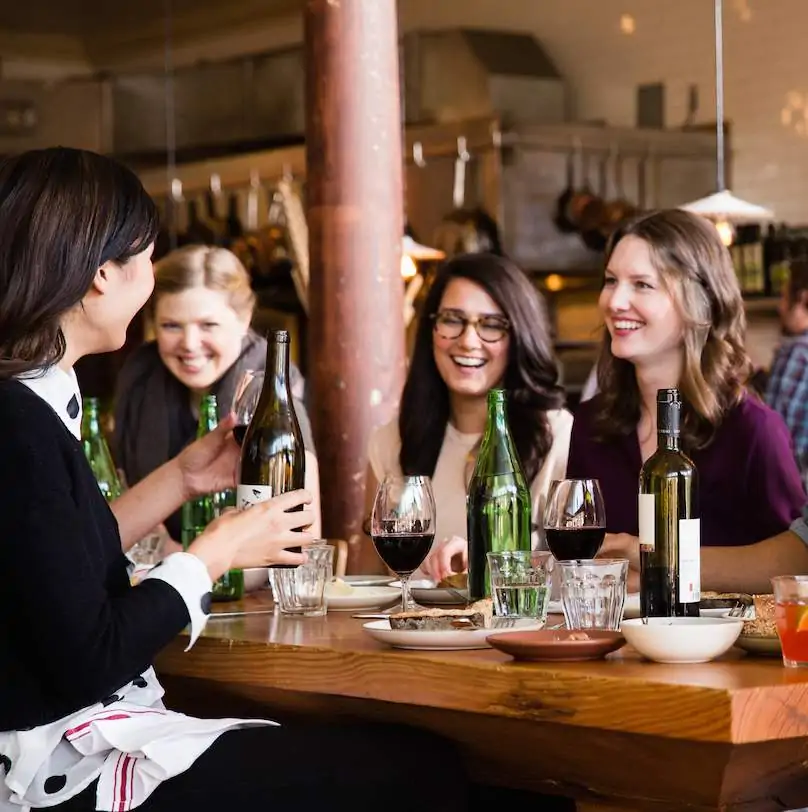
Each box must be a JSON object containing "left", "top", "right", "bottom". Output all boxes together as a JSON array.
[
  {"left": 679, "top": 0, "right": 774, "bottom": 233},
  {"left": 401, "top": 235, "right": 445, "bottom": 280},
  {"left": 402, "top": 235, "right": 445, "bottom": 261},
  {"left": 680, "top": 190, "right": 774, "bottom": 223}
]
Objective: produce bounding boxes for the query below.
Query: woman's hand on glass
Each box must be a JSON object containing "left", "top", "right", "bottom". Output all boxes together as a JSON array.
[
  {"left": 189, "top": 489, "right": 316, "bottom": 577},
  {"left": 421, "top": 535, "right": 468, "bottom": 584},
  {"left": 176, "top": 411, "right": 240, "bottom": 500},
  {"left": 598, "top": 532, "right": 641, "bottom": 592}
]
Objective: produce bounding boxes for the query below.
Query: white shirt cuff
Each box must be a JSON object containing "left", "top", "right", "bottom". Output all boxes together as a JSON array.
[{"left": 140, "top": 552, "right": 213, "bottom": 650}]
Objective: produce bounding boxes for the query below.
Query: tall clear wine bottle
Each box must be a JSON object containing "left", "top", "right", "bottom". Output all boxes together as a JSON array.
[
  {"left": 466, "top": 389, "right": 532, "bottom": 601},
  {"left": 237, "top": 330, "right": 306, "bottom": 567},
  {"left": 638, "top": 388, "right": 700, "bottom": 618}
]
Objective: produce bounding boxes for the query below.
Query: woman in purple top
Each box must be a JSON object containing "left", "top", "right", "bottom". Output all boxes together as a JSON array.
[{"left": 567, "top": 210, "right": 805, "bottom": 574}]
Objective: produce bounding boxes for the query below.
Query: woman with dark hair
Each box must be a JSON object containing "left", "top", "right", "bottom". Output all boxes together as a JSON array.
[
  {"left": 568, "top": 209, "right": 805, "bottom": 589},
  {"left": 358, "top": 252, "right": 572, "bottom": 578},
  {"left": 0, "top": 148, "right": 466, "bottom": 812}
]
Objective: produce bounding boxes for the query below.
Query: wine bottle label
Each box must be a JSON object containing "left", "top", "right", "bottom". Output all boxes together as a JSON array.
[
  {"left": 638, "top": 493, "right": 656, "bottom": 551},
  {"left": 678, "top": 518, "right": 701, "bottom": 603},
  {"left": 237, "top": 484, "right": 274, "bottom": 510}
]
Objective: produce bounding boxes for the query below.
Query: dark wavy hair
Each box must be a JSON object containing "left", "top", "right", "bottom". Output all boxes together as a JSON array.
[
  {"left": 399, "top": 253, "right": 564, "bottom": 484},
  {"left": 594, "top": 209, "right": 751, "bottom": 449},
  {"left": 0, "top": 147, "right": 159, "bottom": 378}
]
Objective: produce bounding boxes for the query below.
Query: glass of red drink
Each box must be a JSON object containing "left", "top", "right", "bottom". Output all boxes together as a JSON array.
[{"left": 771, "top": 575, "right": 808, "bottom": 668}]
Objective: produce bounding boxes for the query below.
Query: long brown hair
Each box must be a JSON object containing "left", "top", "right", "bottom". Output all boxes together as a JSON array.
[
  {"left": 399, "top": 253, "right": 564, "bottom": 484},
  {"left": 594, "top": 209, "right": 751, "bottom": 449}
]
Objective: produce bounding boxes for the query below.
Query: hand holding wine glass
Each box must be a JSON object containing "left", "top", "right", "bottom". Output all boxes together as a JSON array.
[
  {"left": 370, "top": 475, "right": 436, "bottom": 613},
  {"left": 543, "top": 479, "right": 606, "bottom": 561}
]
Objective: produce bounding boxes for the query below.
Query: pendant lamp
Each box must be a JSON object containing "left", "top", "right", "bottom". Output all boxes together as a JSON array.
[{"left": 679, "top": 0, "right": 773, "bottom": 244}]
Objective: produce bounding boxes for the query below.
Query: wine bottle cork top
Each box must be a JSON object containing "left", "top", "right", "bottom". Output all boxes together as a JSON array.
[
  {"left": 270, "top": 330, "right": 290, "bottom": 343},
  {"left": 656, "top": 388, "right": 681, "bottom": 436}
]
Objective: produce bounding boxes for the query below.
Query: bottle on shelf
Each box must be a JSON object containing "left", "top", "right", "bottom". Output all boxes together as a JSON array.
[
  {"left": 466, "top": 388, "right": 532, "bottom": 601},
  {"left": 181, "top": 394, "right": 242, "bottom": 601},
  {"left": 638, "top": 388, "right": 700, "bottom": 618},
  {"left": 81, "top": 396, "right": 122, "bottom": 503}
]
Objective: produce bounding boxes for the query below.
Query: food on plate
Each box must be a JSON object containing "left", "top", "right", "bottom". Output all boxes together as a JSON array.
[
  {"left": 388, "top": 599, "right": 493, "bottom": 630},
  {"left": 437, "top": 572, "right": 468, "bottom": 590},
  {"left": 742, "top": 594, "right": 777, "bottom": 637},
  {"left": 325, "top": 578, "right": 355, "bottom": 597}
]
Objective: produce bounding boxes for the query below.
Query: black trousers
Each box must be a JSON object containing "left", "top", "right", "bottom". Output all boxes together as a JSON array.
[{"left": 47, "top": 723, "right": 469, "bottom": 811}]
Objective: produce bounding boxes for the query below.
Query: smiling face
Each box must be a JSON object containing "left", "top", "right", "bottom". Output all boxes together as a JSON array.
[
  {"left": 432, "top": 277, "right": 511, "bottom": 403},
  {"left": 154, "top": 286, "right": 249, "bottom": 392},
  {"left": 600, "top": 235, "right": 685, "bottom": 371}
]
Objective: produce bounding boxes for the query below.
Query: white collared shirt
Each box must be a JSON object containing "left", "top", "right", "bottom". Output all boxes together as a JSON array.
[{"left": 1, "top": 366, "right": 274, "bottom": 812}]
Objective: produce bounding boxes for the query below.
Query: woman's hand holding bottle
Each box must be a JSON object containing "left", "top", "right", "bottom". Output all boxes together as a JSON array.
[
  {"left": 189, "top": 489, "right": 315, "bottom": 581},
  {"left": 175, "top": 412, "right": 241, "bottom": 500}
]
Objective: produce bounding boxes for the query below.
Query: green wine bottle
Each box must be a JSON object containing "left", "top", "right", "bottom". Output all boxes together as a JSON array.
[
  {"left": 181, "top": 394, "right": 244, "bottom": 601},
  {"left": 81, "top": 397, "right": 122, "bottom": 503},
  {"left": 638, "top": 388, "right": 700, "bottom": 618},
  {"left": 466, "top": 389, "right": 532, "bottom": 601}
]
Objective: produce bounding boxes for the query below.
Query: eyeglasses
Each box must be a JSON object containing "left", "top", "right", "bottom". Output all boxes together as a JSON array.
[{"left": 431, "top": 310, "right": 510, "bottom": 343}]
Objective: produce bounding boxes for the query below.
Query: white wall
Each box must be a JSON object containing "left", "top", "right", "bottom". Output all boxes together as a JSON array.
[
  {"left": 396, "top": 0, "right": 808, "bottom": 223},
  {"left": 3, "top": 0, "right": 808, "bottom": 222}
]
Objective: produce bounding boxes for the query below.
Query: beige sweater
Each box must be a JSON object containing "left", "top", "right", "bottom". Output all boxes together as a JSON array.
[{"left": 367, "top": 409, "right": 573, "bottom": 557}]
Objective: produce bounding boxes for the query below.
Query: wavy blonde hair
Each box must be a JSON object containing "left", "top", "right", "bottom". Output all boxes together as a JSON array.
[
  {"left": 152, "top": 244, "right": 256, "bottom": 318},
  {"left": 594, "top": 209, "right": 752, "bottom": 450}
]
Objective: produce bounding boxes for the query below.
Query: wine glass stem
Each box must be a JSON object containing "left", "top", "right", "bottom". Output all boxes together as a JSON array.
[{"left": 400, "top": 573, "right": 413, "bottom": 612}]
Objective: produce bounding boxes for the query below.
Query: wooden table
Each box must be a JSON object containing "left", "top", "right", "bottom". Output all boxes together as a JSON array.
[{"left": 155, "top": 593, "right": 808, "bottom": 811}]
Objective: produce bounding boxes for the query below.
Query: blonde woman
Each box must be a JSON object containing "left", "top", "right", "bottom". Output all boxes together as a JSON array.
[
  {"left": 567, "top": 210, "right": 805, "bottom": 585},
  {"left": 115, "top": 244, "right": 321, "bottom": 542}
]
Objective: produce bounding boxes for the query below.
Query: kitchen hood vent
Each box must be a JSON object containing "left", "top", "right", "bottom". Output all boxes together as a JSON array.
[{"left": 402, "top": 28, "right": 568, "bottom": 126}]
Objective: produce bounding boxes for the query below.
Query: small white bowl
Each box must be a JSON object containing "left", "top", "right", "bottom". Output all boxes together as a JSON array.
[{"left": 621, "top": 616, "right": 744, "bottom": 664}]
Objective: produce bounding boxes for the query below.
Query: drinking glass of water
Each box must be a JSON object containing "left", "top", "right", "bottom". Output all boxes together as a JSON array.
[
  {"left": 487, "top": 550, "right": 551, "bottom": 623},
  {"left": 370, "top": 475, "right": 436, "bottom": 613}
]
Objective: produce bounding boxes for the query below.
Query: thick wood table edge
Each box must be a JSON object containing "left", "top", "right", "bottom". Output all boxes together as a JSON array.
[{"left": 155, "top": 629, "right": 808, "bottom": 745}]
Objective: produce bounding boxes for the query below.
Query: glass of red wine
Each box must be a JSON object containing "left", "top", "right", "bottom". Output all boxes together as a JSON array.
[
  {"left": 543, "top": 479, "right": 606, "bottom": 561},
  {"left": 370, "top": 475, "right": 436, "bottom": 613},
  {"left": 232, "top": 371, "right": 263, "bottom": 446}
]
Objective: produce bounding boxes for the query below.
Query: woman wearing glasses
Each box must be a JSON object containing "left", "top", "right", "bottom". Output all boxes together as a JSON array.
[{"left": 358, "top": 252, "right": 572, "bottom": 575}]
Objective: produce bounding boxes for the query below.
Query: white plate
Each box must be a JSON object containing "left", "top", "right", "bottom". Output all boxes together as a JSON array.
[
  {"left": 325, "top": 586, "right": 400, "bottom": 612},
  {"left": 342, "top": 575, "right": 397, "bottom": 587},
  {"left": 391, "top": 579, "right": 468, "bottom": 605},
  {"left": 735, "top": 634, "right": 781, "bottom": 657},
  {"left": 362, "top": 618, "right": 543, "bottom": 650},
  {"left": 700, "top": 607, "right": 732, "bottom": 618},
  {"left": 547, "top": 592, "right": 642, "bottom": 619}
]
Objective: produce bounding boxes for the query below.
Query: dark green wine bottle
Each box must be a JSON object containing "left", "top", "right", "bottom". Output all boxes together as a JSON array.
[
  {"left": 466, "top": 389, "right": 532, "bottom": 601},
  {"left": 81, "top": 397, "right": 122, "bottom": 503},
  {"left": 638, "top": 388, "right": 700, "bottom": 618},
  {"left": 181, "top": 394, "right": 243, "bottom": 601},
  {"left": 237, "top": 330, "right": 306, "bottom": 568}
]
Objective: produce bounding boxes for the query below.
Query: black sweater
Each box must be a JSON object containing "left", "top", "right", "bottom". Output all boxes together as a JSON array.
[{"left": 0, "top": 381, "right": 191, "bottom": 731}]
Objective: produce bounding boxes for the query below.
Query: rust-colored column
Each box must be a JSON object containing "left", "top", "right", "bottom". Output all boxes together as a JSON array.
[{"left": 305, "top": 0, "right": 405, "bottom": 563}]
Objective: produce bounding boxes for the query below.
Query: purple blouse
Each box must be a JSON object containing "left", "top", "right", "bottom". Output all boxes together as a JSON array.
[{"left": 566, "top": 394, "right": 806, "bottom": 547}]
